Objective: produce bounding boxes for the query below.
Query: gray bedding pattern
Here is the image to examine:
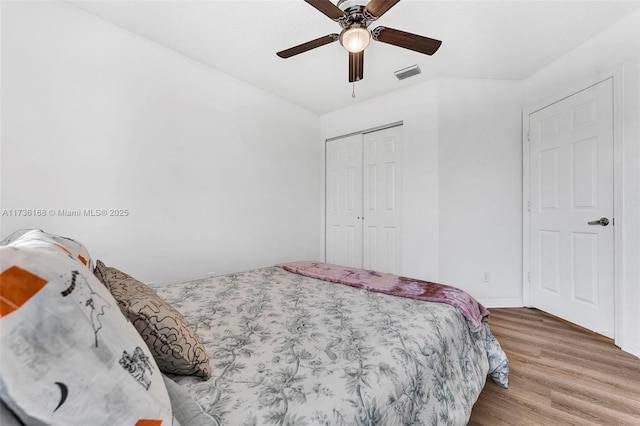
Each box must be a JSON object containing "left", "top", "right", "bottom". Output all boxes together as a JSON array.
[{"left": 155, "top": 267, "right": 508, "bottom": 426}]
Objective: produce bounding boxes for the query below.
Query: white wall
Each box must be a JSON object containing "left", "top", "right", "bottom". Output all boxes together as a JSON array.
[
  {"left": 0, "top": 1, "right": 322, "bottom": 285},
  {"left": 321, "top": 78, "right": 524, "bottom": 306},
  {"left": 437, "top": 78, "right": 523, "bottom": 306},
  {"left": 523, "top": 10, "right": 640, "bottom": 357}
]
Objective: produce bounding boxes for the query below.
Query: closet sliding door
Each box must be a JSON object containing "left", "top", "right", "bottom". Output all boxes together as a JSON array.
[
  {"left": 325, "top": 134, "right": 363, "bottom": 268},
  {"left": 325, "top": 126, "right": 402, "bottom": 274},
  {"left": 362, "top": 127, "right": 403, "bottom": 273}
]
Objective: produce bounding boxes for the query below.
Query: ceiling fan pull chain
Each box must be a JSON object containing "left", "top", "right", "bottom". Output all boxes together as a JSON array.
[{"left": 352, "top": 81, "right": 356, "bottom": 98}]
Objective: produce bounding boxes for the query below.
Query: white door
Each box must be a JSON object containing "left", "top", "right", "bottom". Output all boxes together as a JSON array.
[
  {"left": 362, "top": 127, "right": 403, "bottom": 274},
  {"left": 325, "top": 126, "right": 403, "bottom": 273},
  {"left": 325, "top": 134, "right": 363, "bottom": 268},
  {"left": 528, "top": 78, "right": 614, "bottom": 337}
]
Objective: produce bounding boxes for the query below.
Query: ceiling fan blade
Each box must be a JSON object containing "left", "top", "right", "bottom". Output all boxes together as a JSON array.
[
  {"left": 349, "top": 50, "right": 364, "bottom": 82},
  {"left": 304, "top": 0, "right": 346, "bottom": 21},
  {"left": 277, "top": 34, "right": 339, "bottom": 58},
  {"left": 372, "top": 26, "right": 442, "bottom": 55},
  {"left": 365, "top": 0, "right": 402, "bottom": 20}
]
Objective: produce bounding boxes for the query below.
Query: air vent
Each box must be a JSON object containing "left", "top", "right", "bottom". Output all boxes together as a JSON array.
[{"left": 394, "top": 64, "right": 421, "bottom": 80}]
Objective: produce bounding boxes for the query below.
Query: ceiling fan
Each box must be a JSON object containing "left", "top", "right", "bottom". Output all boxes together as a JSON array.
[{"left": 276, "top": 0, "right": 442, "bottom": 83}]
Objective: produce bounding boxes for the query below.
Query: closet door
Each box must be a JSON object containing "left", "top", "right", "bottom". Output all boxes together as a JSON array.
[
  {"left": 325, "top": 126, "right": 402, "bottom": 273},
  {"left": 325, "top": 134, "right": 363, "bottom": 268},
  {"left": 363, "top": 126, "right": 403, "bottom": 274}
]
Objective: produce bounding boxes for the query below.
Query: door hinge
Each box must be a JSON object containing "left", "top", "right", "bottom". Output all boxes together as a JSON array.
[
  {"left": 527, "top": 130, "right": 530, "bottom": 142},
  {"left": 527, "top": 272, "right": 531, "bottom": 283},
  {"left": 527, "top": 201, "right": 531, "bottom": 212}
]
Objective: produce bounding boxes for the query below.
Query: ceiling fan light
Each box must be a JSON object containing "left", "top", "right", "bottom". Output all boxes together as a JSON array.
[{"left": 340, "top": 27, "right": 370, "bottom": 53}]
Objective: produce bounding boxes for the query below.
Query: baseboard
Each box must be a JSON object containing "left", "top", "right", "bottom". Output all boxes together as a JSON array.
[{"left": 478, "top": 298, "right": 524, "bottom": 308}]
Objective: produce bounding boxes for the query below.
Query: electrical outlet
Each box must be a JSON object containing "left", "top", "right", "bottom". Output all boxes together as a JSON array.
[{"left": 482, "top": 272, "right": 491, "bottom": 283}]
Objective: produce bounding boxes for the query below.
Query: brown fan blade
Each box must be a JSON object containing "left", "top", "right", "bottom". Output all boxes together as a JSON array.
[
  {"left": 277, "top": 34, "right": 339, "bottom": 58},
  {"left": 371, "top": 26, "right": 442, "bottom": 55},
  {"left": 349, "top": 51, "right": 364, "bottom": 82},
  {"left": 365, "top": 0, "right": 401, "bottom": 20},
  {"left": 304, "top": 0, "right": 346, "bottom": 21}
]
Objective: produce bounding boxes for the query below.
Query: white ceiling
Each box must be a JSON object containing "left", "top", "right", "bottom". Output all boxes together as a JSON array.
[{"left": 68, "top": 0, "right": 640, "bottom": 114}]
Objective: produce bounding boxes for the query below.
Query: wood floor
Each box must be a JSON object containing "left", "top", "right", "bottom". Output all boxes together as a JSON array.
[{"left": 469, "top": 308, "right": 640, "bottom": 425}]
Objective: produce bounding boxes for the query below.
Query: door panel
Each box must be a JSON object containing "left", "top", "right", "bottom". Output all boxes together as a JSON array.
[
  {"left": 571, "top": 232, "right": 598, "bottom": 305},
  {"left": 529, "top": 78, "right": 614, "bottom": 337},
  {"left": 539, "top": 230, "right": 560, "bottom": 293},
  {"left": 363, "top": 127, "right": 402, "bottom": 274},
  {"left": 325, "top": 135, "right": 363, "bottom": 268}
]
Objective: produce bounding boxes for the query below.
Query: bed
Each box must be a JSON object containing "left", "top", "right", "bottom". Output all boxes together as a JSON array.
[
  {"left": 0, "top": 230, "right": 508, "bottom": 426},
  {"left": 154, "top": 262, "right": 508, "bottom": 425}
]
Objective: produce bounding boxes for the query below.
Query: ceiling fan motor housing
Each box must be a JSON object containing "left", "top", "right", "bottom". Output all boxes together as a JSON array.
[
  {"left": 337, "top": 0, "right": 371, "bottom": 28},
  {"left": 337, "top": 0, "right": 370, "bottom": 13}
]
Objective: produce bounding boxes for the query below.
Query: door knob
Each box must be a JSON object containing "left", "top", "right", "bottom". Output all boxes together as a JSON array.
[{"left": 587, "top": 217, "right": 609, "bottom": 226}]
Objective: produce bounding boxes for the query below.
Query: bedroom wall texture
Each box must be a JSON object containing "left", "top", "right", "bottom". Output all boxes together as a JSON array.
[
  {"left": 0, "top": 1, "right": 323, "bottom": 285},
  {"left": 523, "top": 9, "right": 640, "bottom": 358},
  {"left": 321, "top": 78, "right": 524, "bottom": 307}
]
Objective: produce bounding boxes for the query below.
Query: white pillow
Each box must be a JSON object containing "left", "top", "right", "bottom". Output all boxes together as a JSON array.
[
  {"left": 162, "top": 375, "right": 217, "bottom": 426},
  {"left": 1, "top": 229, "right": 94, "bottom": 270},
  {"left": 0, "top": 232, "right": 173, "bottom": 425},
  {"left": 0, "top": 400, "right": 23, "bottom": 426}
]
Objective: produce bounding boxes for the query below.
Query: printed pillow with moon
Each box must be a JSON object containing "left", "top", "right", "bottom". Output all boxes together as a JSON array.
[{"left": 0, "top": 232, "right": 175, "bottom": 425}]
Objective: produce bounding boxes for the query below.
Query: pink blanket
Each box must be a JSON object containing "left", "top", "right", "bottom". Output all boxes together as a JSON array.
[{"left": 277, "top": 261, "right": 489, "bottom": 332}]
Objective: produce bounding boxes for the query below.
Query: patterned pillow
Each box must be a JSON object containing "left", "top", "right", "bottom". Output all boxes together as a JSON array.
[
  {"left": 0, "top": 233, "right": 173, "bottom": 425},
  {"left": 94, "top": 261, "right": 211, "bottom": 380},
  {"left": 1, "top": 229, "right": 94, "bottom": 270}
]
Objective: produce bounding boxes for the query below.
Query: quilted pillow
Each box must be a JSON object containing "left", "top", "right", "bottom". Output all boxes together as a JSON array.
[
  {"left": 1, "top": 229, "right": 94, "bottom": 270},
  {"left": 94, "top": 261, "right": 211, "bottom": 380},
  {"left": 0, "top": 233, "right": 173, "bottom": 425}
]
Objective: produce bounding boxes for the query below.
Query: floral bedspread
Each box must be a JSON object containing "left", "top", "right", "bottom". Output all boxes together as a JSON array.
[{"left": 155, "top": 267, "right": 509, "bottom": 426}]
